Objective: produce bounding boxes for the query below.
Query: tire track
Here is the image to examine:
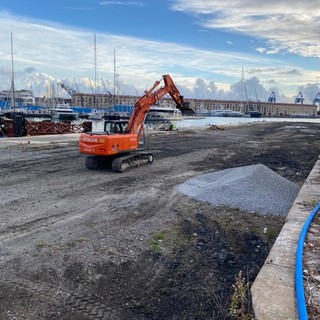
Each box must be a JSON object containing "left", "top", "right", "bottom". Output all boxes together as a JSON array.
[{"left": 0, "top": 277, "right": 121, "bottom": 320}]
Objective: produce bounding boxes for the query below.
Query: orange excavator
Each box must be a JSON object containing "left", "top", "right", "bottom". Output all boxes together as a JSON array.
[{"left": 79, "top": 74, "right": 186, "bottom": 172}]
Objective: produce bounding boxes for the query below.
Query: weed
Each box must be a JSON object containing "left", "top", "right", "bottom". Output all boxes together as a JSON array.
[
  {"left": 301, "top": 199, "right": 319, "bottom": 210},
  {"left": 229, "top": 271, "right": 253, "bottom": 320},
  {"left": 249, "top": 226, "right": 258, "bottom": 234},
  {"left": 35, "top": 240, "right": 46, "bottom": 250},
  {"left": 266, "top": 228, "right": 277, "bottom": 239},
  {"left": 148, "top": 231, "right": 168, "bottom": 252}
]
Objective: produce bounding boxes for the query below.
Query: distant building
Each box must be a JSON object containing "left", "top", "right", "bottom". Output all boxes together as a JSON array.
[
  {"left": 71, "top": 92, "right": 317, "bottom": 117},
  {"left": 1, "top": 88, "right": 317, "bottom": 117},
  {"left": 188, "top": 98, "right": 317, "bottom": 117},
  {"left": 0, "top": 89, "right": 35, "bottom": 107}
]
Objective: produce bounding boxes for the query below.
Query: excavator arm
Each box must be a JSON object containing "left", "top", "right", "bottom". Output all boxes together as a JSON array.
[
  {"left": 124, "top": 74, "right": 185, "bottom": 137},
  {"left": 163, "top": 74, "right": 185, "bottom": 108}
]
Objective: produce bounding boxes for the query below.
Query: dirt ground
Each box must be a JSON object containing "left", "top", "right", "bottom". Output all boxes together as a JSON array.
[{"left": 1, "top": 121, "right": 320, "bottom": 320}]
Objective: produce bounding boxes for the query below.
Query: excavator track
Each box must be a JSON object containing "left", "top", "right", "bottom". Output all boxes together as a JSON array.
[
  {"left": 111, "top": 152, "right": 154, "bottom": 173},
  {"left": 85, "top": 155, "right": 113, "bottom": 170}
]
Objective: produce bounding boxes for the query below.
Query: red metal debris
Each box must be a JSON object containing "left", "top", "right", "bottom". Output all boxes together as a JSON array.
[{"left": 0, "top": 119, "right": 92, "bottom": 137}]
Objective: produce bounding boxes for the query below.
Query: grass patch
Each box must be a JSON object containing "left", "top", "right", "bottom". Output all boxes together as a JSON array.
[
  {"left": 147, "top": 231, "right": 168, "bottom": 252},
  {"left": 266, "top": 228, "right": 278, "bottom": 239}
]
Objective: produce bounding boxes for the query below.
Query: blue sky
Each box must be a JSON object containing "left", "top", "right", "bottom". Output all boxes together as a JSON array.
[{"left": 0, "top": 0, "right": 320, "bottom": 103}]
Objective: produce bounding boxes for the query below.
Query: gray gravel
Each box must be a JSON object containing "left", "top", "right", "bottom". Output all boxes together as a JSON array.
[{"left": 177, "top": 164, "right": 300, "bottom": 216}]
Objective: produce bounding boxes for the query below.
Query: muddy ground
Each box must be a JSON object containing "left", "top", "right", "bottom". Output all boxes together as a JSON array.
[{"left": 0, "top": 121, "right": 320, "bottom": 320}]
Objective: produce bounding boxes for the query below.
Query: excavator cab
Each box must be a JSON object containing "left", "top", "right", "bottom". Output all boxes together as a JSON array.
[
  {"left": 104, "top": 119, "right": 145, "bottom": 148},
  {"left": 104, "top": 120, "right": 126, "bottom": 134}
]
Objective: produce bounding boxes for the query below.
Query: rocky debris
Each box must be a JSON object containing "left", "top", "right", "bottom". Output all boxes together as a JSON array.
[{"left": 177, "top": 164, "right": 300, "bottom": 216}]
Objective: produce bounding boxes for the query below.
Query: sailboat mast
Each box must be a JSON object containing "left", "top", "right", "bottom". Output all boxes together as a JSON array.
[
  {"left": 113, "top": 49, "right": 117, "bottom": 105},
  {"left": 94, "top": 33, "right": 97, "bottom": 108},
  {"left": 10, "top": 32, "right": 15, "bottom": 112}
]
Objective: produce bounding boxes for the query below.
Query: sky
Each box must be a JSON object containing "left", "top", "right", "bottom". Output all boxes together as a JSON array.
[{"left": 0, "top": 0, "right": 320, "bottom": 103}]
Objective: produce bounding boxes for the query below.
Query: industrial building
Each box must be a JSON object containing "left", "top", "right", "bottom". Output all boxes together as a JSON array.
[{"left": 1, "top": 89, "right": 318, "bottom": 117}]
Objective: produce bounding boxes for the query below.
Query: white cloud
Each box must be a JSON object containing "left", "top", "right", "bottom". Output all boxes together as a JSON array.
[
  {"left": 0, "top": 9, "right": 318, "bottom": 102},
  {"left": 256, "top": 47, "right": 266, "bottom": 53},
  {"left": 170, "top": 0, "right": 320, "bottom": 58},
  {"left": 99, "top": 1, "right": 144, "bottom": 7}
]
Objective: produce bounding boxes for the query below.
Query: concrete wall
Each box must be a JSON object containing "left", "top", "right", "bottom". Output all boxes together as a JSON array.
[{"left": 251, "top": 157, "right": 320, "bottom": 319}]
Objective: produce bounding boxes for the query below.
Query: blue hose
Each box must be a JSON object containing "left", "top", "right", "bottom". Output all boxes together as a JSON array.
[{"left": 295, "top": 200, "right": 320, "bottom": 320}]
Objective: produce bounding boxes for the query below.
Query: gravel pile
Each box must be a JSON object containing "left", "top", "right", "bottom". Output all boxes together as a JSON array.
[{"left": 177, "top": 164, "right": 300, "bottom": 216}]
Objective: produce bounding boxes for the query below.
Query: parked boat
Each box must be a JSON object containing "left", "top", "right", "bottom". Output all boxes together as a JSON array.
[
  {"left": 290, "top": 113, "right": 311, "bottom": 118},
  {"left": 50, "top": 104, "right": 78, "bottom": 121},
  {"left": 210, "top": 109, "right": 245, "bottom": 117},
  {"left": 146, "top": 106, "right": 183, "bottom": 121},
  {"left": 195, "top": 108, "right": 211, "bottom": 117},
  {"left": 248, "top": 110, "right": 262, "bottom": 118},
  {"left": 88, "top": 110, "right": 105, "bottom": 120}
]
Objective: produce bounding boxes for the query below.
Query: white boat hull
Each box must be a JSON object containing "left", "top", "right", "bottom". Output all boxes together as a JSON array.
[{"left": 146, "top": 106, "right": 183, "bottom": 121}]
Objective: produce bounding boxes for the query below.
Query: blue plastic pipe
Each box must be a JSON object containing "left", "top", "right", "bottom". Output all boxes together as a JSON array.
[{"left": 295, "top": 200, "right": 320, "bottom": 320}]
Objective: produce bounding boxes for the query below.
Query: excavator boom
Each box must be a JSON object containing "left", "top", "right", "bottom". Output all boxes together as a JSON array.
[{"left": 124, "top": 74, "right": 185, "bottom": 137}]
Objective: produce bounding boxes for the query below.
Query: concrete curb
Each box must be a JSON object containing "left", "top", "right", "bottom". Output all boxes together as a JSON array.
[{"left": 251, "top": 156, "right": 320, "bottom": 319}]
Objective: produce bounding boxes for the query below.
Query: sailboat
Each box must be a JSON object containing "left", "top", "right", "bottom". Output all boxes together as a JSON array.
[
  {"left": 87, "top": 34, "right": 111, "bottom": 119},
  {"left": 241, "top": 67, "right": 262, "bottom": 118},
  {"left": 8, "top": 32, "right": 17, "bottom": 114},
  {"left": 8, "top": 33, "right": 27, "bottom": 136}
]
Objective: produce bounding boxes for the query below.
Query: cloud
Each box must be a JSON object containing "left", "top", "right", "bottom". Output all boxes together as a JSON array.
[
  {"left": 0, "top": 9, "right": 318, "bottom": 102},
  {"left": 24, "top": 67, "right": 36, "bottom": 74},
  {"left": 99, "top": 1, "right": 144, "bottom": 7},
  {"left": 0, "top": 11, "right": 271, "bottom": 87},
  {"left": 256, "top": 47, "right": 266, "bottom": 53},
  {"left": 278, "top": 69, "right": 303, "bottom": 76},
  {"left": 170, "top": 0, "right": 320, "bottom": 58},
  {"left": 63, "top": 6, "right": 96, "bottom": 11}
]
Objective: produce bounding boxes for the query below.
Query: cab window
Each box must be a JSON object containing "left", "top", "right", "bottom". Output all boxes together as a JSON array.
[{"left": 104, "top": 122, "right": 123, "bottom": 134}]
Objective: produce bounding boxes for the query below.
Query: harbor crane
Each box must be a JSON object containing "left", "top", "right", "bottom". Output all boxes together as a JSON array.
[
  {"left": 100, "top": 77, "right": 112, "bottom": 96},
  {"left": 73, "top": 78, "right": 80, "bottom": 92},
  {"left": 255, "top": 89, "right": 260, "bottom": 102},
  {"left": 313, "top": 92, "right": 320, "bottom": 105},
  {"left": 58, "top": 82, "right": 78, "bottom": 97},
  {"left": 73, "top": 78, "right": 85, "bottom": 108},
  {"left": 268, "top": 92, "right": 276, "bottom": 103},
  {"left": 295, "top": 92, "right": 304, "bottom": 104},
  {"left": 101, "top": 77, "right": 113, "bottom": 109}
]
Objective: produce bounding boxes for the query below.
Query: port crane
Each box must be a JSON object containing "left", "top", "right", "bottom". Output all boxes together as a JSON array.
[
  {"left": 313, "top": 92, "right": 320, "bottom": 105},
  {"left": 79, "top": 74, "right": 187, "bottom": 172},
  {"left": 101, "top": 77, "right": 113, "bottom": 109},
  {"left": 58, "top": 82, "right": 78, "bottom": 97},
  {"left": 295, "top": 92, "right": 304, "bottom": 104},
  {"left": 255, "top": 89, "right": 260, "bottom": 102},
  {"left": 268, "top": 92, "right": 276, "bottom": 103}
]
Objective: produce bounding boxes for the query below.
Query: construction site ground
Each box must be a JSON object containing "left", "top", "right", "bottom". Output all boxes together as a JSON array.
[{"left": 1, "top": 121, "right": 320, "bottom": 320}]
